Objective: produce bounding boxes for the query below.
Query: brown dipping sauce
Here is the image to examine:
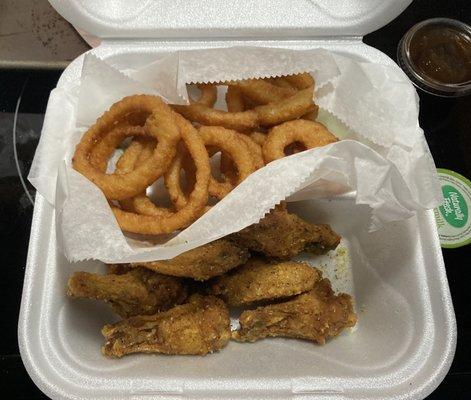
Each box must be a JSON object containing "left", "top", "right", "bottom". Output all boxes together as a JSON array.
[{"left": 409, "top": 25, "right": 471, "bottom": 85}]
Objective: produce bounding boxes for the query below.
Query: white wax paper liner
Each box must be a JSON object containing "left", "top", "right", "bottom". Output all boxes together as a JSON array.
[
  {"left": 28, "top": 47, "right": 442, "bottom": 263},
  {"left": 57, "top": 140, "right": 418, "bottom": 263},
  {"left": 130, "top": 47, "right": 341, "bottom": 106}
]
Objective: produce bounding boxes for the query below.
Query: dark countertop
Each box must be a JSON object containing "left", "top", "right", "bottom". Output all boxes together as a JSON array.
[{"left": 1, "top": 0, "right": 470, "bottom": 398}]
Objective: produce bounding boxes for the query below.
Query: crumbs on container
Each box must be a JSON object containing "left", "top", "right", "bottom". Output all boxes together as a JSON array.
[{"left": 331, "top": 246, "right": 348, "bottom": 281}]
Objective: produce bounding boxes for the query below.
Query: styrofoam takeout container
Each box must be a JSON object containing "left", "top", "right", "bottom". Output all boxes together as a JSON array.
[{"left": 19, "top": 1, "right": 456, "bottom": 399}]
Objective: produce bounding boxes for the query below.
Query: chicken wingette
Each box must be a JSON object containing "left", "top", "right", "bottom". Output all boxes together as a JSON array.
[
  {"left": 131, "top": 239, "right": 249, "bottom": 280},
  {"left": 232, "top": 279, "right": 356, "bottom": 344},
  {"left": 211, "top": 258, "right": 321, "bottom": 306},
  {"left": 102, "top": 295, "right": 231, "bottom": 357},
  {"left": 230, "top": 208, "right": 341, "bottom": 259}
]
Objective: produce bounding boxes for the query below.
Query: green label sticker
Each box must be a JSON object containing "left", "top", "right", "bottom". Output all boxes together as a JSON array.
[
  {"left": 439, "top": 185, "right": 468, "bottom": 228},
  {"left": 434, "top": 169, "right": 471, "bottom": 248}
]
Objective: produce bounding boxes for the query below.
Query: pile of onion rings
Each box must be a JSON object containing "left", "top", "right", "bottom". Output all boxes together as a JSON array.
[{"left": 72, "top": 73, "right": 339, "bottom": 236}]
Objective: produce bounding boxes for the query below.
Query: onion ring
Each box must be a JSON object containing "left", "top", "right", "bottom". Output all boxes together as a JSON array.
[
  {"left": 274, "top": 74, "right": 318, "bottom": 121},
  {"left": 189, "top": 84, "right": 217, "bottom": 107},
  {"left": 272, "top": 73, "right": 317, "bottom": 121},
  {"left": 225, "top": 86, "right": 245, "bottom": 112},
  {"left": 88, "top": 123, "right": 138, "bottom": 172},
  {"left": 114, "top": 139, "right": 154, "bottom": 176},
  {"left": 284, "top": 73, "right": 318, "bottom": 120},
  {"left": 72, "top": 95, "right": 180, "bottom": 200},
  {"left": 172, "top": 103, "right": 258, "bottom": 131},
  {"left": 164, "top": 151, "right": 213, "bottom": 214},
  {"left": 165, "top": 142, "right": 223, "bottom": 211},
  {"left": 262, "top": 120, "right": 338, "bottom": 163},
  {"left": 111, "top": 114, "right": 211, "bottom": 235},
  {"left": 87, "top": 128, "right": 174, "bottom": 218},
  {"left": 229, "top": 78, "right": 296, "bottom": 104},
  {"left": 179, "top": 81, "right": 315, "bottom": 129},
  {"left": 255, "top": 87, "right": 315, "bottom": 126},
  {"left": 249, "top": 131, "right": 268, "bottom": 147},
  {"left": 164, "top": 147, "right": 195, "bottom": 210},
  {"left": 220, "top": 133, "right": 264, "bottom": 184},
  {"left": 198, "top": 126, "right": 256, "bottom": 199},
  {"left": 121, "top": 113, "right": 210, "bottom": 217},
  {"left": 87, "top": 130, "right": 172, "bottom": 217},
  {"left": 239, "top": 135, "right": 264, "bottom": 170},
  {"left": 283, "top": 72, "right": 315, "bottom": 89},
  {"left": 269, "top": 77, "right": 296, "bottom": 89},
  {"left": 115, "top": 140, "right": 175, "bottom": 217},
  {"left": 302, "top": 105, "right": 319, "bottom": 121},
  {"left": 284, "top": 141, "right": 306, "bottom": 156}
]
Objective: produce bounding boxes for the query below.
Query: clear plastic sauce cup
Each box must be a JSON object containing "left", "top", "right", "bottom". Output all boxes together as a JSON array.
[{"left": 398, "top": 18, "right": 471, "bottom": 97}]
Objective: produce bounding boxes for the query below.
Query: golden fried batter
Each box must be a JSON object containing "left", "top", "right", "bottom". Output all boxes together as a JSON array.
[
  {"left": 232, "top": 278, "right": 356, "bottom": 344},
  {"left": 67, "top": 268, "right": 187, "bottom": 318},
  {"left": 230, "top": 207, "right": 341, "bottom": 259},
  {"left": 211, "top": 259, "right": 321, "bottom": 306},
  {"left": 131, "top": 239, "right": 249, "bottom": 280},
  {"left": 102, "top": 295, "right": 231, "bottom": 357}
]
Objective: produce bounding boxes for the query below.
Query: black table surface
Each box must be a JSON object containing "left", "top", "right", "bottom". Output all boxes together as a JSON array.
[{"left": 1, "top": 1, "right": 470, "bottom": 398}]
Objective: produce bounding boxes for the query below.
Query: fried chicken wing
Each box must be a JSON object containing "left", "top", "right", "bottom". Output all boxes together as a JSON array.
[
  {"left": 102, "top": 295, "right": 231, "bottom": 357},
  {"left": 211, "top": 258, "right": 321, "bottom": 306},
  {"left": 230, "top": 207, "right": 341, "bottom": 259},
  {"left": 131, "top": 239, "right": 249, "bottom": 280},
  {"left": 232, "top": 278, "right": 356, "bottom": 344},
  {"left": 67, "top": 268, "right": 187, "bottom": 318}
]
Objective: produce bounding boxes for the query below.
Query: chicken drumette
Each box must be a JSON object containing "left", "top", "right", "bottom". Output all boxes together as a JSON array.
[{"left": 67, "top": 268, "right": 187, "bottom": 318}]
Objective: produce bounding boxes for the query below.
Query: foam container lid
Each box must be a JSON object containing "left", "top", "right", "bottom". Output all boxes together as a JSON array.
[
  {"left": 48, "top": 0, "right": 412, "bottom": 38},
  {"left": 19, "top": 1, "right": 456, "bottom": 399}
]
